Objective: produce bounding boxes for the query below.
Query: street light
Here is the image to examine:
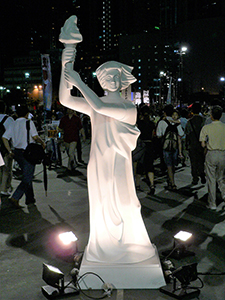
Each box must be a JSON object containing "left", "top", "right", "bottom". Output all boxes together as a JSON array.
[
  {"left": 220, "top": 76, "right": 225, "bottom": 100},
  {"left": 181, "top": 46, "right": 188, "bottom": 53},
  {"left": 159, "top": 71, "right": 166, "bottom": 104},
  {"left": 24, "top": 72, "right": 30, "bottom": 101},
  {"left": 176, "top": 45, "right": 188, "bottom": 106}
]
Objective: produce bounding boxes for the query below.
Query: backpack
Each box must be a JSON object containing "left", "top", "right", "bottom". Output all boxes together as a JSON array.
[
  {"left": 0, "top": 115, "right": 9, "bottom": 157},
  {"left": 162, "top": 119, "right": 179, "bottom": 152},
  {"left": 23, "top": 120, "right": 45, "bottom": 165}
]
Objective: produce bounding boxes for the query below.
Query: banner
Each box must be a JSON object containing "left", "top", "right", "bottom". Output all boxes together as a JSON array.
[
  {"left": 121, "top": 85, "right": 132, "bottom": 101},
  {"left": 41, "top": 54, "right": 52, "bottom": 111}
]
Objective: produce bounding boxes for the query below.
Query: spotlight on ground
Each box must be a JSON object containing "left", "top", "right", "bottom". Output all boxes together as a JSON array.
[
  {"left": 41, "top": 263, "right": 79, "bottom": 299},
  {"left": 58, "top": 231, "right": 77, "bottom": 245},
  {"left": 162, "top": 231, "right": 195, "bottom": 260},
  {"left": 160, "top": 263, "right": 201, "bottom": 299},
  {"left": 48, "top": 229, "right": 78, "bottom": 261}
]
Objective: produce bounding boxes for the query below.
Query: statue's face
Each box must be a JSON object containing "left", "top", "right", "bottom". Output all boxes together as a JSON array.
[{"left": 104, "top": 69, "right": 121, "bottom": 92}]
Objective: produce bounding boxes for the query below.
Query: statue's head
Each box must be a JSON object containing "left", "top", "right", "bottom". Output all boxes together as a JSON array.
[{"left": 96, "top": 61, "right": 136, "bottom": 91}]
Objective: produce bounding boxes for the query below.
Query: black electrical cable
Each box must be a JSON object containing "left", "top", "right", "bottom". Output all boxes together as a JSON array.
[
  {"left": 76, "top": 272, "right": 110, "bottom": 300},
  {"left": 78, "top": 271, "right": 105, "bottom": 284}
]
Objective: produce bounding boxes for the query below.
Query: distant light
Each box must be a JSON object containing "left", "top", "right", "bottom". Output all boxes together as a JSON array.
[
  {"left": 155, "top": 26, "right": 160, "bottom": 30},
  {"left": 25, "top": 72, "right": 30, "bottom": 79},
  {"left": 92, "top": 72, "right": 97, "bottom": 77},
  {"left": 58, "top": 231, "right": 77, "bottom": 245},
  {"left": 178, "top": 78, "right": 182, "bottom": 82},
  {"left": 174, "top": 231, "right": 192, "bottom": 242},
  {"left": 34, "top": 85, "right": 38, "bottom": 89},
  {"left": 220, "top": 77, "right": 225, "bottom": 82},
  {"left": 181, "top": 46, "right": 188, "bottom": 53},
  {"left": 17, "top": 86, "right": 21, "bottom": 89}
]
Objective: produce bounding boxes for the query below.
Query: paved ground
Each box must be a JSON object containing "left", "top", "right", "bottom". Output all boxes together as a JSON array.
[{"left": 1, "top": 140, "right": 225, "bottom": 300}]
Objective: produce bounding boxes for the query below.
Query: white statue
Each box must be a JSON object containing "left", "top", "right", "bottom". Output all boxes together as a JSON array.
[
  {"left": 59, "top": 16, "right": 155, "bottom": 264},
  {"left": 0, "top": 152, "right": 4, "bottom": 167}
]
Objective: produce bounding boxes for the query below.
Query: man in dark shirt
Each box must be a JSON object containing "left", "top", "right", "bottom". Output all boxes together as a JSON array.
[
  {"left": 133, "top": 105, "right": 156, "bottom": 195},
  {"left": 185, "top": 102, "right": 206, "bottom": 185},
  {"left": 59, "top": 109, "right": 85, "bottom": 171}
]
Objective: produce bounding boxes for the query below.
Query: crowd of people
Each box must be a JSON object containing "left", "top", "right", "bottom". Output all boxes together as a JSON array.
[
  {"left": 0, "top": 101, "right": 89, "bottom": 208},
  {"left": 133, "top": 100, "right": 225, "bottom": 211},
  {"left": 0, "top": 99, "right": 225, "bottom": 211}
]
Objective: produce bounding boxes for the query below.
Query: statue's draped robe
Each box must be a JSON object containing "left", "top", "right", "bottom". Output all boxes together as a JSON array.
[{"left": 75, "top": 97, "right": 155, "bottom": 263}]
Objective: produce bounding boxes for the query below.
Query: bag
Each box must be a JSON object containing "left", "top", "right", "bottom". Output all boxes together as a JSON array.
[
  {"left": 162, "top": 119, "right": 179, "bottom": 152},
  {"left": 23, "top": 120, "right": 45, "bottom": 165},
  {"left": 24, "top": 143, "right": 45, "bottom": 165},
  {"left": 0, "top": 115, "right": 9, "bottom": 157}
]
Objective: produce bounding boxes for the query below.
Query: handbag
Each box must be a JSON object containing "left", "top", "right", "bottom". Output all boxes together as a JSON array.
[{"left": 23, "top": 120, "right": 45, "bottom": 165}]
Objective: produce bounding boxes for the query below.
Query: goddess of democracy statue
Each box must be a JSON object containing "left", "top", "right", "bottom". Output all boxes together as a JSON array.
[{"left": 59, "top": 16, "right": 155, "bottom": 264}]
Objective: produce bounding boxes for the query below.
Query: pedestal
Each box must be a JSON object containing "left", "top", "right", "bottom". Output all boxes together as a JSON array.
[{"left": 78, "top": 245, "right": 166, "bottom": 289}]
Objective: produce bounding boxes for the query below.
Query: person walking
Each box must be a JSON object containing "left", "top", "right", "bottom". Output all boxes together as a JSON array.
[
  {"left": 59, "top": 109, "right": 86, "bottom": 171},
  {"left": 156, "top": 104, "right": 184, "bottom": 190},
  {"left": 185, "top": 102, "right": 206, "bottom": 185},
  {"left": 199, "top": 105, "right": 225, "bottom": 210},
  {"left": 0, "top": 101, "right": 14, "bottom": 196},
  {"left": 2, "top": 105, "right": 45, "bottom": 208},
  {"left": 133, "top": 105, "right": 156, "bottom": 195}
]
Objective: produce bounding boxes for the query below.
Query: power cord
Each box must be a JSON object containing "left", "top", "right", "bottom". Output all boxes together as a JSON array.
[{"left": 70, "top": 270, "right": 113, "bottom": 299}]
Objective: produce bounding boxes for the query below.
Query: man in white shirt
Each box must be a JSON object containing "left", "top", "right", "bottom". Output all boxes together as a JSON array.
[
  {"left": 200, "top": 105, "right": 225, "bottom": 210},
  {"left": 0, "top": 101, "right": 14, "bottom": 195},
  {"left": 2, "top": 105, "right": 45, "bottom": 208}
]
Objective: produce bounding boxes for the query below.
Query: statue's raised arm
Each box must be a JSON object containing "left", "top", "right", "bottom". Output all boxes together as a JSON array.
[{"left": 59, "top": 16, "right": 137, "bottom": 123}]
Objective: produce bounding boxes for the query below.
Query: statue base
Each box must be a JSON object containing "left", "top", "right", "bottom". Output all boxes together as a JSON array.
[{"left": 78, "top": 245, "right": 166, "bottom": 289}]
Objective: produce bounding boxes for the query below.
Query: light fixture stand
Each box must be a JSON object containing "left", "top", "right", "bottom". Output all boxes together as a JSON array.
[
  {"left": 42, "top": 281, "right": 79, "bottom": 299},
  {"left": 160, "top": 280, "right": 200, "bottom": 300},
  {"left": 162, "top": 246, "right": 195, "bottom": 260}
]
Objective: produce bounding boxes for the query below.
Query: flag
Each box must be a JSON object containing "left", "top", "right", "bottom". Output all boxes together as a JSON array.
[{"left": 41, "top": 54, "right": 52, "bottom": 111}]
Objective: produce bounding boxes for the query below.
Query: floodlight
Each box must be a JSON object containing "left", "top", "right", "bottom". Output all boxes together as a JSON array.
[
  {"left": 162, "top": 231, "right": 195, "bottom": 260},
  {"left": 42, "top": 263, "right": 64, "bottom": 288},
  {"left": 174, "top": 231, "right": 192, "bottom": 242},
  {"left": 58, "top": 231, "right": 77, "bottom": 245},
  {"left": 42, "top": 263, "right": 79, "bottom": 299},
  {"left": 48, "top": 229, "right": 78, "bottom": 262},
  {"left": 160, "top": 263, "right": 201, "bottom": 299},
  {"left": 173, "top": 263, "right": 198, "bottom": 285}
]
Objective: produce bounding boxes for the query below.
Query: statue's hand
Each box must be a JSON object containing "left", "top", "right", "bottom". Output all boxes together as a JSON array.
[
  {"left": 64, "top": 63, "right": 82, "bottom": 87},
  {"left": 62, "top": 47, "right": 77, "bottom": 67}
]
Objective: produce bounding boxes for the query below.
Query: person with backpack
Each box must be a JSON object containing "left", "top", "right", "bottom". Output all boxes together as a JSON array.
[
  {"left": 2, "top": 104, "right": 45, "bottom": 208},
  {"left": 0, "top": 101, "right": 14, "bottom": 196},
  {"left": 156, "top": 104, "right": 184, "bottom": 190}
]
